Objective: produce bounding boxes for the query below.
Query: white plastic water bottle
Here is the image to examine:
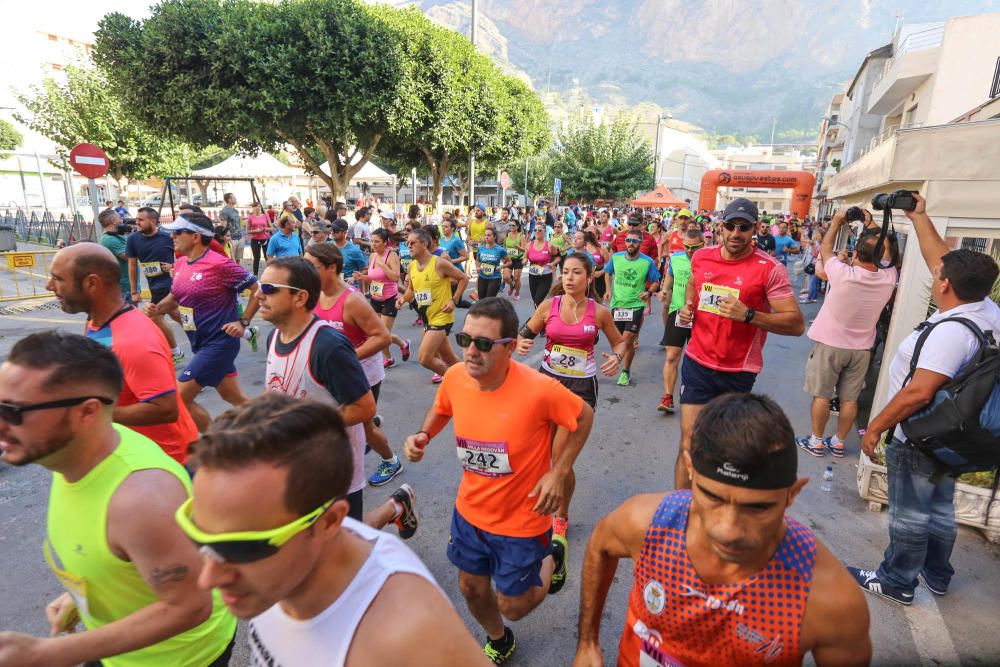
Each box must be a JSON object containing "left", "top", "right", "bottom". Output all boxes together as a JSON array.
[{"left": 821, "top": 466, "right": 833, "bottom": 492}]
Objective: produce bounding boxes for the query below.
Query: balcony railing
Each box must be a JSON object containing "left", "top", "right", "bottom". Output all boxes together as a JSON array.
[{"left": 873, "top": 25, "right": 944, "bottom": 90}]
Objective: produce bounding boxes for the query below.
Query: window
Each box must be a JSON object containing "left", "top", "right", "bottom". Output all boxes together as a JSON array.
[
  {"left": 991, "top": 57, "right": 1000, "bottom": 99},
  {"left": 47, "top": 34, "right": 58, "bottom": 41},
  {"left": 961, "top": 237, "right": 988, "bottom": 253}
]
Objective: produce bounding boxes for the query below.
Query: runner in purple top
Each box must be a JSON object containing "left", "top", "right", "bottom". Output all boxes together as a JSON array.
[{"left": 147, "top": 212, "right": 260, "bottom": 430}]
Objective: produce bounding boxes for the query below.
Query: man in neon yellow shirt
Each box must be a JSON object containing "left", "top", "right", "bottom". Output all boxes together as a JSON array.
[{"left": 0, "top": 331, "right": 235, "bottom": 667}]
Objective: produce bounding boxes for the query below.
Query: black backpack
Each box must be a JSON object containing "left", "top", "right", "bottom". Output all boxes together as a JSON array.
[{"left": 901, "top": 317, "right": 1000, "bottom": 475}]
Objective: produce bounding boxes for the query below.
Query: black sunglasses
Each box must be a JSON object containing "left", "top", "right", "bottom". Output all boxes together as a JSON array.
[
  {"left": 625, "top": 238, "right": 642, "bottom": 244},
  {"left": 0, "top": 396, "right": 114, "bottom": 425},
  {"left": 455, "top": 332, "right": 514, "bottom": 352},
  {"left": 723, "top": 221, "right": 754, "bottom": 232}
]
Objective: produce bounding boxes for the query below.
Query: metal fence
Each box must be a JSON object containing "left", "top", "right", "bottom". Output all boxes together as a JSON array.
[
  {"left": 1, "top": 208, "right": 95, "bottom": 248},
  {"left": 0, "top": 249, "right": 58, "bottom": 302}
]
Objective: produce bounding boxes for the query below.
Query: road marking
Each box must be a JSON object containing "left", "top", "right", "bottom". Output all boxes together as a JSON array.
[
  {"left": 1, "top": 314, "right": 83, "bottom": 325},
  {"left": 905, "top": 587, "right": 959, "bottom": 666}
]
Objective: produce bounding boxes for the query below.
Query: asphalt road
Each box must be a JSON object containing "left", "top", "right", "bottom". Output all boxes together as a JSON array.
[{"left": 2, "top": 288, "right": 1000, "bottom": 666}]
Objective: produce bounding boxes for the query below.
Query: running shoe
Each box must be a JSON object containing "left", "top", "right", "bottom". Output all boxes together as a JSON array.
[
  {"left": 513, "top": 294, "right": 520, "bottom": 301},
  {"left": 549, "top": 534, "right": 568, "bottom": 595},
  {"left": 829, "top": 396, "right": 841, "bottom": 415},
  {"left": 412, "top": 317, "right": 423, "bottom": 327},
  {"left": 245, "top": 326, "right": 259, "bottom": 352},
  {"left": 553, "top": 515, "right": 568, "bottom": 537},
  {"left": 825, "top": 436, "right": 845, "bottom": 458},
  {"left": 431, "top": 373, "right": 443, "bottom": 384},
  {"left": 391, "top": 484, "right": 419, "bottom": 539},
  {"left": 400, "top": 339, "right": 411, "bottom": 361},
  {"left": 847, "top": 567, "right": 913, "bottom": 605},
  {"left": 172, "top": 350, "right": 186, "bottom": 366},
  {"left": 470, "top": 290, "right": 479, "bottom": 301},
  {"left": 368, "top": 457, "right": 403, "bottom": 487},
  {"left": 384, "top": 356, "right": 396, "bottom": 369},
  {"left": 483, "top": 627, "right": 516, "bottom": 665},
  {"left": 657, "top": 394, "right": 675, "bottom": 413},
  {"left": 918, "top": 572, "right": 948, "bottom": 596},
  {"left": 616, "top": 369, "right": 631, "bottom": 386},
  {"left": 795, "top": 435, "right": 826, "bottom": 457}
]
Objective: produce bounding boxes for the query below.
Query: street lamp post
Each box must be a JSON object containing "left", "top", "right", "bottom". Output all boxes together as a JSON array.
[
  {"left": 652, "top": 112, "right": 672, "bottom": 185},
  {"left": 468, "top": 0, "right": 477, "bottom": 209}
]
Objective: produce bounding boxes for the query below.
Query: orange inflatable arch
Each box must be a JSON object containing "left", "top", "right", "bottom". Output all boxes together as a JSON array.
[{"left": 698, "top": 170, "right": 815, "bottom": 219}]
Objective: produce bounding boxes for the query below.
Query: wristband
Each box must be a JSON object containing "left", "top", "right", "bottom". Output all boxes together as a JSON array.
[
  {"left": 415, "top": 430, "right": 430, "bottom": 441},
  {"left": 239, "top": 318, "right": 251, "bottom": 327},
  {"left": 743, "top": 307, "right": 756, "bottom": 324},
  {"left": 519, "top": 324, "right": 538, "bottom": 339}
]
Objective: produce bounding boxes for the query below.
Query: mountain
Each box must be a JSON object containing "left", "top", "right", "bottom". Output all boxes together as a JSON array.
[{"left": 400, "top": 0, "right": 999, "bottom": 140}]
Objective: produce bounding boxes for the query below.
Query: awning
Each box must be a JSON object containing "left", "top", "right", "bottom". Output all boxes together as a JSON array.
[
  {"left": 192, "top": 153, "right": 302, "bottom": 179},
  {"left": 630, "top": 185, "right": 687, "bottom": 208}
]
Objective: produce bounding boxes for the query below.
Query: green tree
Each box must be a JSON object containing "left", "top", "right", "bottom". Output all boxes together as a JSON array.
[
  {"left": 549, "top": 116, "right": 652, "bottom": 203},
  {"left": 0, "top": 119, "right": 23, "bottom": 151},
  {"left": 374, "top": 6, "right": 549, "bottom": 210},
  {"left": 95, "top": 0, "right": 417, "bottom": 202},
  {"left": 15, "top": 65, "right": 191, "bottom": 188}
]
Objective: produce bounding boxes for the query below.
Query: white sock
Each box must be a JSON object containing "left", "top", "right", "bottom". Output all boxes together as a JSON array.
[
  {"left": 810, "top": 435, "right": 824, "bottom": 446},
  {"left": 383, "top": 454, "right": 398, "bottom": 464},
  {"left": 388, "top": 497, "right": 403, "bottom": 520},
  {"left": 830, "top": 435, "right": 843, "bottom": 447},
  {"left": 171, "top": 347, "right": 181, "bottom": 355}
]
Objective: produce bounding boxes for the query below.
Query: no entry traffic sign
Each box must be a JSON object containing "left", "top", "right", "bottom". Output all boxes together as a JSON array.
[{"left": 69, "top": 143, "right": 110, "bottom": 179}]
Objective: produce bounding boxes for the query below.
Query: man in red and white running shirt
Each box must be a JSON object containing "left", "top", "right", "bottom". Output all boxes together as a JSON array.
[{"left": 674, "top": 198, "right": 804, "bottom": 489}]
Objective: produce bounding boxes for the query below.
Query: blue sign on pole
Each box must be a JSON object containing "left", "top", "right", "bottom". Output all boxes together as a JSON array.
[{"left": 554, "top": 178, "right": 562, "bottom": 194}]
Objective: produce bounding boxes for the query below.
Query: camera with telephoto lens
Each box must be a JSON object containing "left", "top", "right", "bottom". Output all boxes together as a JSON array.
[
  {"left": 871, "top": 190, "right": 917, "bottom": 212},
  {"left": 845, "top": 206, "right": 865, "bottom": 222}
]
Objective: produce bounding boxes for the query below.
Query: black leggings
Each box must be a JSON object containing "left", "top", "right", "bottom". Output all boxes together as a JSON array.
[
  {"left": 477, "top": 277, "right": 502, "bottom": 299},
  {"left": 529, "top": 272, "right": 553, "bottom": 307},
  {"left": 250, "top": 238, "right": 268, "bottom": 275}
]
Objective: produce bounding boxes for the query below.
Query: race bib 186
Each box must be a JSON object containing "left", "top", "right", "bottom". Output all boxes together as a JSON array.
[
  {"left": 697, "top": 283, "right": 740, "bottom": 315},
  {"left": 456, "top": 437, "right": 512, "bottom": 477}
]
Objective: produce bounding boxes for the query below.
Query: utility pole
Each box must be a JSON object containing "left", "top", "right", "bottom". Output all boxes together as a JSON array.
[
  {"left": 770, "top": 116, "right": 777, "bottom": 147},
  {"left": 468, "top": 0, "right": 477, "bottom": 209}
]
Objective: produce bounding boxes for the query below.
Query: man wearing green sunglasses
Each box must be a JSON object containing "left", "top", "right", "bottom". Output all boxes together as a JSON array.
[
  {"left": 0, "top": 331, "right": 236, "bottom": 667},
  {"left": 184, "top": 394, "right": 486, "bottom": 665}
]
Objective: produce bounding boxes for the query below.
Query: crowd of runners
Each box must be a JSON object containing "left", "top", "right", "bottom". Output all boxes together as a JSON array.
[{"left": 0, "top": 189, "right": 997, "bottom": 667}]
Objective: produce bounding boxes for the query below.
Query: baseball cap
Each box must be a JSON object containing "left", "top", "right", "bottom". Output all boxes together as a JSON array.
[
  {"left": 677, "top": 208, "right": 692, "bottom": 218},
  {"left": 380, "top": 209, "right": 397, "bottom": 221},
  {"left": 722, "top": 198, "right": 759, "bottom": 224},
  {"left": 161, "top": 215, "right": 213, "bottom": 235},
  {"left": 330, "top": 218, "right": 350, "bottom": 232},
  {"left": 475, "top": 204, "right": 486, "bottom": 212}
]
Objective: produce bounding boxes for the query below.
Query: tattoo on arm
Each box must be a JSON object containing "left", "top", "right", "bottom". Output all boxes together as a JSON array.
[{"left": 148, "top": 564, "right": 189, "bottom": 586}]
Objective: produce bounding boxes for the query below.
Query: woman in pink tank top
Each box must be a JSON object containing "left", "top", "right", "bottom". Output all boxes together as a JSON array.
[
  {"left": 514, "top": 251, "right": 628, "bottom": 539},
  {"left": 305, "top": 243, "right": 407, "bottom": 485},
  {"left": 351, "top": 228, "right": 410, "bottom": 369}
]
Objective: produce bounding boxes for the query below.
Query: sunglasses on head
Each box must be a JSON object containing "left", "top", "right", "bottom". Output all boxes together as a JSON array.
[
  {"left": 454, "top": 332, "right": 513, "bottom": 352},
  {"left": 175, "top": 496, "right": 335, "bottom": 564},
  {"left": 723, "top": 221, "right": 754, "bottom": 232},
  {"left": 259, "top": 282, "right": 303, "bottom": 295},
  {"left": 0, "top": 396, "right": 114, "bottom": 426}
]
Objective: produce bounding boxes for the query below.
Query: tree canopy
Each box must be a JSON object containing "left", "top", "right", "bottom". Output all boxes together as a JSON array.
[
  {"left": 14, "top": 65, "right": 191, "bottom": 184},
  {"left": 95, "top": 0, "right": 414, "bottom": 201},
  {"left": 0, "top": 120, "right": 23, "bottom": 151},
  {"left": 548, "top": 116, "right": 652, "bottom": 203}
]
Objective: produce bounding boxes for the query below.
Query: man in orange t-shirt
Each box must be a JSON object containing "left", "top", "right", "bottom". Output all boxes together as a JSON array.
[{"left": 404, "top": 297, "right": 594, "bottom": 664}]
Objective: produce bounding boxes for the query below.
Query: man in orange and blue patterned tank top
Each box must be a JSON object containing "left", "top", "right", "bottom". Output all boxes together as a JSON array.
[{"left": 574, "top": 393, "right": 871, "bottom": 667}]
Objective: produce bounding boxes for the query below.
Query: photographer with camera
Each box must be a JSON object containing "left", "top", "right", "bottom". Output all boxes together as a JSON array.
[
  {"left": 796, "top": 208, "right": 898, "bottom": 459},
  {"left": 98, "top": 208, "right": 134, "bottom": 305},
  {"left": 847, "top": 193, "right": 1000, "bottom": 605}
]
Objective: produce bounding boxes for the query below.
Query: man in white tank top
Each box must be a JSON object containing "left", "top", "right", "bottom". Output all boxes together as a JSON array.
[{"left": 183, "top": 394, "right": 488, "bottom": 666}]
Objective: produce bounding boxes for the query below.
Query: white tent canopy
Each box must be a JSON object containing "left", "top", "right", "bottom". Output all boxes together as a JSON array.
[
  {"left": 319, "top": 158, "right": 396, "bottom": 184},
  {"left": 192, "top": 153, "right": 303, "bottom": 179}
]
